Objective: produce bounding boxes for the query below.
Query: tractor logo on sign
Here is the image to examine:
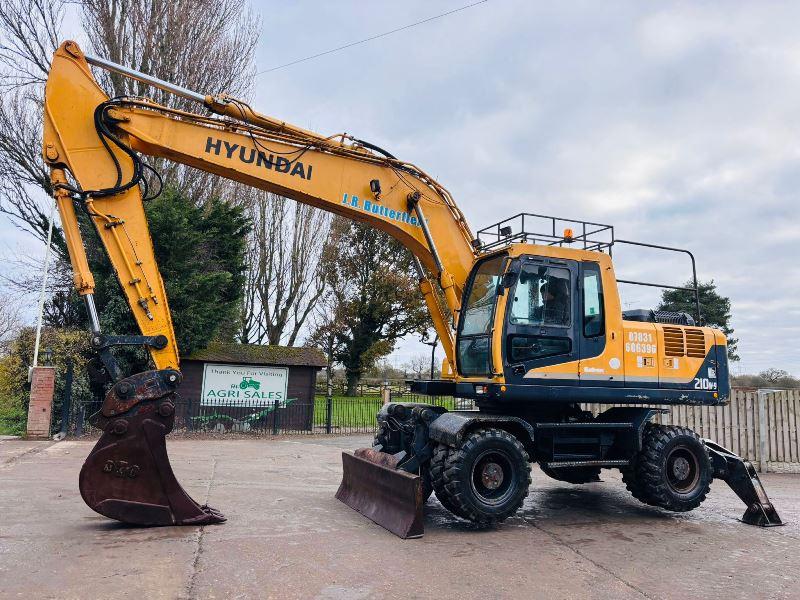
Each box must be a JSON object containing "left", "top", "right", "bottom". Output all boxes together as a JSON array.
[{"left": 237, "top": 377, "right": 261, "bottom": 390}]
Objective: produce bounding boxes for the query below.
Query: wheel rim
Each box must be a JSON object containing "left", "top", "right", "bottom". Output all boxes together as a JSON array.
[
  {"left": 470, "top": 449, "right": 515, "bottom": 505},
  {"left": 665, "top": 445, "right": 701, "bottom": 493}
]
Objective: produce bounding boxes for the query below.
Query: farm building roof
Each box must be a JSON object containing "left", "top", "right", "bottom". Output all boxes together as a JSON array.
[{"left": 184, "top": 341, "right": 326, "bottom": 368}]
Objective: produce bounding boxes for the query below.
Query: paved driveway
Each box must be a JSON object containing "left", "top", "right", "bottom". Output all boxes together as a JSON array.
[{"left": 1, "top": 436, "right": 798, "bottom": 599}]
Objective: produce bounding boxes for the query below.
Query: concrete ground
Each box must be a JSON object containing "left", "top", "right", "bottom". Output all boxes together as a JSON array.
[{"left": 1, "top": 436, "right": 799, "bottom": 600}]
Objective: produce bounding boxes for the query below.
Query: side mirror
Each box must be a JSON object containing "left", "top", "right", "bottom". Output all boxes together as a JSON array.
[{"left": 501, "top": 271, "right": 518, "bottom": 289}]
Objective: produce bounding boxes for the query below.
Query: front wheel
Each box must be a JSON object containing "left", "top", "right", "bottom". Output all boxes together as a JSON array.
[
  {"left": 436, "top": 428, "right": 531, "bottom": 525},
  {"left": 629, "top": 424, "right": 712, "bottom": 512}
]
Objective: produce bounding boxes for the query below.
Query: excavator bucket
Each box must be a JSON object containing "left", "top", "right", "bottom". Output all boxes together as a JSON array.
[
  {"left": 336, "top": 448, "right": 424, "bottom": 539},
  {"left": 706, "top": 439, "right": 784, "bottom": 527},
  {"left": 79, "top": 370, "right": 225, "bottom": 526}
]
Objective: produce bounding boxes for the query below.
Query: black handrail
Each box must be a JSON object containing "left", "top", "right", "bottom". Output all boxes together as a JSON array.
[{"left": 613, "top": 239, "right": 701, "bottom": 324}]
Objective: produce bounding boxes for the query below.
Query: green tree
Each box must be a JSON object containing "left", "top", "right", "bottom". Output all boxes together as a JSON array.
[
  {"left": 45, "top": 187, "right": 250, "bottom": 357},
  {"left": 658, "top": 280, "right": 739, "bottom": 361},
  {"left": 0, "top": 327, "right": 92, "bottom": 435},
  {"left": 315, "top": 219, "right": 431, "bottom": 396}
]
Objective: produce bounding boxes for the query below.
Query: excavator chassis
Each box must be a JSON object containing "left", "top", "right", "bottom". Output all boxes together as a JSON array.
[
  {"left": 79, "top": 369, "right": 225, "bottom": 526},
  {"left": 338, "top": 402, "right": 784, "bottom": 538}
]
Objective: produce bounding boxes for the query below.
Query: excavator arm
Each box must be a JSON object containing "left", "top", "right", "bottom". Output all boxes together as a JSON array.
[
  {"left": 43, "top": 41, "right": 476, "bottom": 526},
  {"left": 45, "top": 41, "right": 477, "bottom": 371}
]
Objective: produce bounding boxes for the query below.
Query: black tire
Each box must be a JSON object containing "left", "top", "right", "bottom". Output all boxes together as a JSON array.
[
  {"left": 621, "top": 465, "right": 654, "bottom": 505},
  {"left": 540, "top": 464, "right": 601, "bottom": 484},
  {"left": 631, "top": 423, "right": 712, "bottom": 512},
  {"left": 437, "top": 428, "right": 532, "bottom": 525},
  {"left": 430, "top": 443, "right": 461, "bottom": 514}
]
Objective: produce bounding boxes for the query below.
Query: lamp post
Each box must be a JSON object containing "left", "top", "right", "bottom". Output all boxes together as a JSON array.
[
  {"left": 422, "top": 334, "right": 439, "bottom": 380},
  {"left": 41, "top": 347, "right": 54, "bottom": 366}
]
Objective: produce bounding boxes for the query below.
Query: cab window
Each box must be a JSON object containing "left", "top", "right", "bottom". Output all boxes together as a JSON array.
[
  {"left": 509, "top": 335, "right": 571, "bottom": 361},
  {"left": 509, "top": 265, "right": 571, "bottom": 327},
  {"left": 582, "top": 263, "right": 604, "bottom": 337},
  {"left": 458, "top": 255, "right": 505, "bottom": 377},
  {"left": 459, "top": 255, "right": 505, "bottom": 336}
]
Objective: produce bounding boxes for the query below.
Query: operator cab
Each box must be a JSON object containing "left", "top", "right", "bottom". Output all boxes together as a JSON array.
[
  {"left": 433, "top": 213, "right": 729, "bottom": 406},
  {"left": 456, "top": 250, "right": 606, "bottom": 385}
]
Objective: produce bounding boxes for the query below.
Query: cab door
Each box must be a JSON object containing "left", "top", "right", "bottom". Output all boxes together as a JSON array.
[
  {"left": 503, "top": 256, "right": 580, "bottom": 385},
  {"left": 577, "top": 260, "right": 619, "bottom": 387}
]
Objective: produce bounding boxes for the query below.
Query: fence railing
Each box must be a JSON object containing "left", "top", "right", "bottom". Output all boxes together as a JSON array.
[
  {"left": 58, "top": 386, "right": 800, "bottom": 471},
  {"left": 63, "top": 390, "right": 464, "bottom": 437}
]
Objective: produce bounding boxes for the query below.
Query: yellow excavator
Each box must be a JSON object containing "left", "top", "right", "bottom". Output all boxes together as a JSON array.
[{"left": 42, "top": 41, "right": 781, "bottom": 537}]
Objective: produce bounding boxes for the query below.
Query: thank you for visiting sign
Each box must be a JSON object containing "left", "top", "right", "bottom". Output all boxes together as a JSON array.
[{"left": 200, "top": 363, "right": 288, "bottom": 407}]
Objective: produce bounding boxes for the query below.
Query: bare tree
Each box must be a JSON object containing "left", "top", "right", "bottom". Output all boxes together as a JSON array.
[
  {"left": 240, "top": 192, "right": 332, "bottom": 346},
  {"left": 0, "top": 0, "right": 64, "bottom": 244},
  {"left": 404, "top": 354, "right": 429, "bottom": 380},
  {"left": 0, "top": 293, "right": 23, "bottom": 341},
  {"left": 81, "top": 0, "right": 260, "bottom": 201},
  {"left": 0, "top": 0, "right": 260, "bottom": 245}
]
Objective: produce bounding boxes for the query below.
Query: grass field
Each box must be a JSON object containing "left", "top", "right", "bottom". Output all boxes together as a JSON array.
[
  {"left": 312, "top": 395, "right": 384, "bottom": 430},
  {"left": 311, "top": 395, "right": 458, "bottom": 431}
]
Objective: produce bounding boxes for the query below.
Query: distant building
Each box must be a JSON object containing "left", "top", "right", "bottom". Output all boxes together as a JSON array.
[{"left": 179, "top": 342, "right": 326, "bottom": 432}]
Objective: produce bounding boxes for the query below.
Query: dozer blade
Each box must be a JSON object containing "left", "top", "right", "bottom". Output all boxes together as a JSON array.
[
  {"left": 705, "top": 439, "right": 784, "bottom": 527},
  {"left": 79, "top": 370, "right": 225, "bottom": 526},
  {"left": 336, "top": 448, "right": 424, "bottom": 539}
]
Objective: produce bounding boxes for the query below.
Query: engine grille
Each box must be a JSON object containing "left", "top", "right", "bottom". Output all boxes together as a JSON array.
[
  {"left": 662, "top": 327, "right": 685, "bottom": 357},
  {"left": 685, "top": 329, "right": 707, "bottom": 358}
]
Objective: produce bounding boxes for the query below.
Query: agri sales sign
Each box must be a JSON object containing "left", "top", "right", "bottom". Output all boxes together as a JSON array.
[{"left": 200, "top": 363, "right": 288, "bottom": 407}]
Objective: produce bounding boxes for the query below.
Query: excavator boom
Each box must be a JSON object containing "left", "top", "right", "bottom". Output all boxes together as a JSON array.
[{"left": 43, "top": 41, "right": 477, "bottom": 527}]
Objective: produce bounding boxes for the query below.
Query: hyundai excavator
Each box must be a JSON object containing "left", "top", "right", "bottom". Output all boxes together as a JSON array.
[{"left": 42, "top": 41, "right": 782, "bottom": 537}]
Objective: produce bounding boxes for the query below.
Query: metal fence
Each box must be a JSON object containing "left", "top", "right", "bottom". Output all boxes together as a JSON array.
[
  {"left": 57, "top": 386, "right": 800, "bottom": 472},
  {"left": 62, "top": 385, "right": 466, "bottom": 437}
]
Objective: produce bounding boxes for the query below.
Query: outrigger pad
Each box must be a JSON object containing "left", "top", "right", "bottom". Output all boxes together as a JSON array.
[
  {"left": 705, "top": 439, "right": 784, "bottom": 527},
  {"left": 79, "top": 371, "right": 225, "bottom": 527},
  {"left": 336, "top": 450, "right": 424, "bottom": 539}
]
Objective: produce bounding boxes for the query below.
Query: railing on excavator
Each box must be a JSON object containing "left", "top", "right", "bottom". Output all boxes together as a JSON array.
[{"left": 476, "top": 212, "right": 702, "bottom": 324}]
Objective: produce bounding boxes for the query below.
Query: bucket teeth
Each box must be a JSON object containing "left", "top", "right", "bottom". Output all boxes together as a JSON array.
[{"left": 336, "top": 450, "right": 424, "bottom": 539}]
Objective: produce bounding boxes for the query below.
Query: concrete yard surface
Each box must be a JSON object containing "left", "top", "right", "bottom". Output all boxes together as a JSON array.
[{"left": 1, "top": 436, "right": 799, "bottom": 600}]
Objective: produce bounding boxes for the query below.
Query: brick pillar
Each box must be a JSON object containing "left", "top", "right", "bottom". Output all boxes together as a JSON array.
[{"left": 27, "top": 366, "right": 56, "bottom": 439}]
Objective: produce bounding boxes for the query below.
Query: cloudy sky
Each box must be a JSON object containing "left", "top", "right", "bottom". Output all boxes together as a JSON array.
[
  {"left": 245, "top": 1, "right": 800, "bottom": 375},
  {"left": 5, "top": 1, "right": 799, "bottom": 375}
]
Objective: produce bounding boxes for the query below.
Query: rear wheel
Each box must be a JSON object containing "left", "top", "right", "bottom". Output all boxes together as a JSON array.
[
  {"left": 628, "top": 424, "right": 712, "bottom": 512},
  {"left": 539, "top": 464, "right": 601, "bottom": 484},
  {"left": 436, "top": 428, "right": 531, "bottom": 525}
]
